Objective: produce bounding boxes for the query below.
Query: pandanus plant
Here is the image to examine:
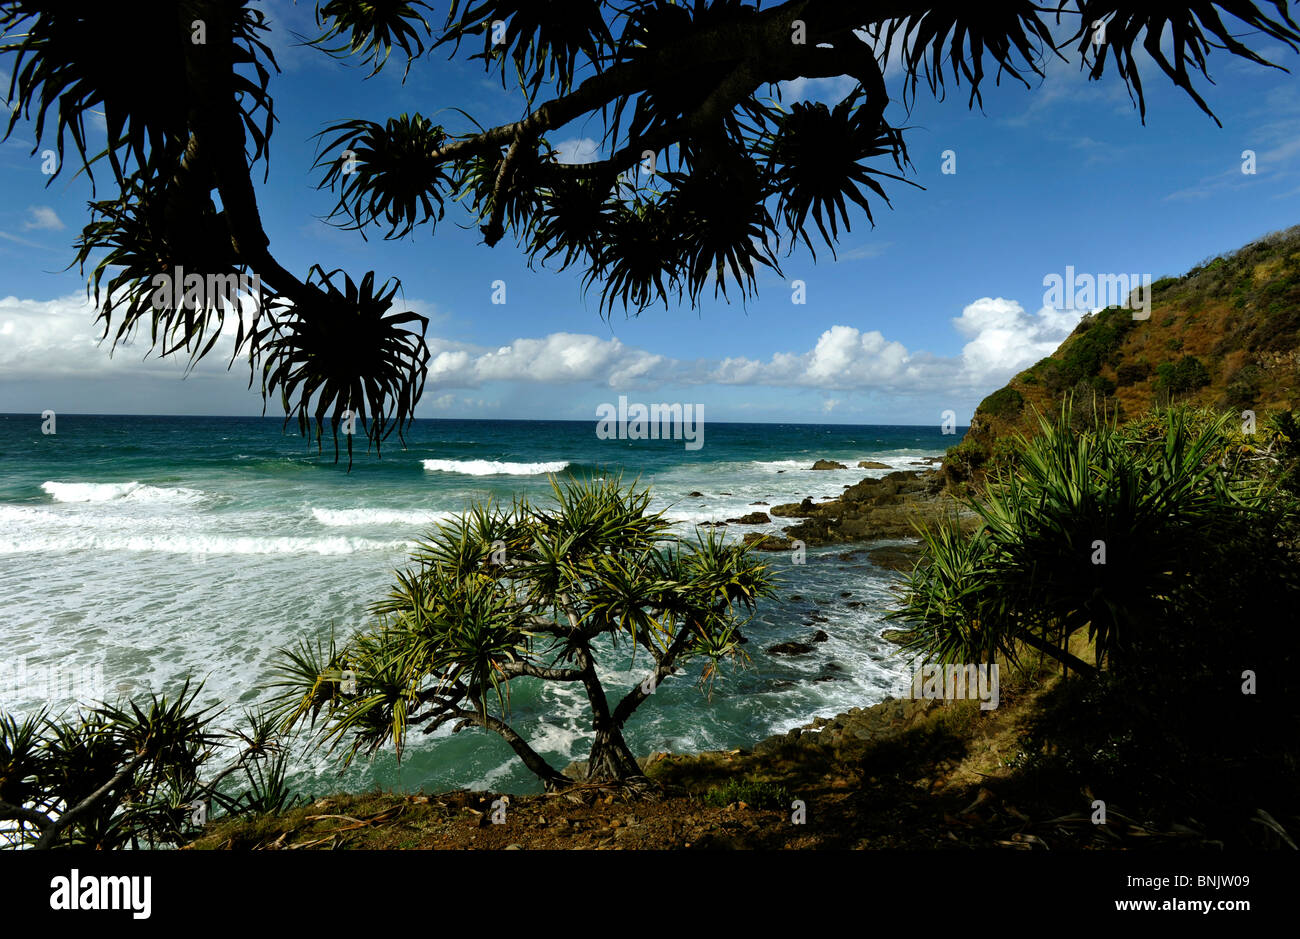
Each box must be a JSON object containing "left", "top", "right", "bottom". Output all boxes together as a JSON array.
[
  {"left": 269, "top": 475, "right": 777, "bottom": 791},
  {"left": 890, "top": 400, "right": 1272, "bottom": 675}
]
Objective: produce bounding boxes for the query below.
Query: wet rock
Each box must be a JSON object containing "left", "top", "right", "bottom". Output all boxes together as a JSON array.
[
  {"left": 767, "top": 641, "right": 815, "bottom": 656},
  {"left": 688, "top": 491, "right": 704, "bottom": 497},
  {"left": 726, "top": 511, "right": 771, "bottom": 525},
  {"left": 858, "top": 461, "right": 891, "bottom": 469},
  {"left": 811, "top": 459, "right": 848, "bottom": 470},
  {"left": 811, "top": 630, "right": 829, "bottom": 643},
  {"left": 742, "top": 532, "right": 793, "bottom": 551},
  {"left": 867, "top": 544, "right": 923, "bottom": 571}
]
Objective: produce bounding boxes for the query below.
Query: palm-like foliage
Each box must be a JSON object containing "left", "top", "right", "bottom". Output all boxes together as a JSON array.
[
  {"left": 254, "top": 266, "right": 431, "bottom": 468},
  {"left": 764, "top": 90, "right": 916, "bottom": 259},
  {"left": 7, "top": 0, "right": 1299, "bottom": 466},
  {"left": 271, "top": 475, "right": 777, "bottom": 788},
  {"left": 1066, "top": 0, "right": 1300, "bottom": 125},
  {"left": 440, "top": 0, "right": 612, "bottom": 97},
  {"left": 891, "top": 401, "right": 1271, "bottom": 672},
  {"left": 310, "top": 0, "right": 434, "bottom": 79},
  {"left": 875, "top": 0, "right": 1059, "bottom": 108},
  {"left": 1, "top": 0, "right": 277, "bottom": 187},
  {"left": 315, "top": 113, "right": 453, "bottom": 239},
  {"left": 0, "top": 681, "right": 301, "bottom": 849},
  {"left": 71, "top": 172, "right": 260, "bottom": 368}
]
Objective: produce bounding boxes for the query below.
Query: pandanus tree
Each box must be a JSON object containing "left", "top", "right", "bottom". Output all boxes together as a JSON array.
[
  {"left": 887, "top": 401, "right": 1280, "bottom": 675},
  {"left": 0, "top": 682, "right": 299, "bottom": 849},
  {"left": 4, "top": 1, "right": 1299, "bottom": 462},
  {"left": 269, "top": 476, "right": 776, "bottom": 789}
]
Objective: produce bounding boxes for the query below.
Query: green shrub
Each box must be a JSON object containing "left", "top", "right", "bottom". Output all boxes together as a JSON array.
[
  {"left": 979, "top": 386, "right": 1025, "bottom": 420},
  {"left": 703, "top": 778, "right": 792, "bottom": 810},
  {"left": 1224, "top": 363, "right": 1264, "bottom": 409},
  {"left": 944, "top": 439, "right": 988, "bottom": 480},
  {"left": 1116, "top": 361, "right": 1151, "bottom": 385}
]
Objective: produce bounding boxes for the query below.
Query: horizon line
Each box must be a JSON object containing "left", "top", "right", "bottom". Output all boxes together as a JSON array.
[{"left": 0, "top": 411, "right": 964, "bottom": 430}]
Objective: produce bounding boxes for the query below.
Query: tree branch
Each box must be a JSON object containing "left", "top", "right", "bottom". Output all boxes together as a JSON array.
[{"left": 34, "top": 751, "right": 148, "bottom": 850}]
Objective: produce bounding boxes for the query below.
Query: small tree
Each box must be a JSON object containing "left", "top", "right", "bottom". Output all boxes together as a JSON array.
[
  {"left": 0, "top": 682, "right": 298, "bottom": 849},
  {"left": 271, "top": 475, "right": 776, "bottom": 790},
  {"left": 889, "top": 401, "right": 1274, "bottom": 674}
]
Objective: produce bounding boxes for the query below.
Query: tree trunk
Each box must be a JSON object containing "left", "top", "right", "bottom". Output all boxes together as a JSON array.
[{"left": 584, "top": 723, "right": 644, "bottom": 783}]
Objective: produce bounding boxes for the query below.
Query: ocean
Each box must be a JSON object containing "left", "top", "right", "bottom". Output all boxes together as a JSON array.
[{"left": 0, "top": 413, "right": 960, "bottom": 797}]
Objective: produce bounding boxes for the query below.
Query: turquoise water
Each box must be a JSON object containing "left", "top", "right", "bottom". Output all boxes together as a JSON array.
[{"left": 0, "top": 414, "right": 960, "bottom": 796}]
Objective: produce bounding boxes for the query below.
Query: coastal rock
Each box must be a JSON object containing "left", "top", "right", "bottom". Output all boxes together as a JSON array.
[
  {"left": 880, "top": 629, "right": 912, "bottom": 645},
  {"left": 857, "top": 461, "right": 891, "bottom": 469},
  {"left": 726, "top": 511, "right": 770, "bottom": 525},
  {"left": 775, "top": 470, "right": 977, "bottom": 547},
  {"left": 767, "top": 641, "right": 815, "bottom": 656},
  {"left": 867, "top": 544, "right": 923, "bottom": 571},
  {"left": 741, "top": 533, "right": 793, "bottom": 551},
  {"left": 811, "top": 460, "right": 848, "bottom": 470},
  {"left": 811, "top": 630, "right": 829, "bottom": 643},
  {"left": 770, "top": 497, "right": 815, "bottom": 517},
  {"left": 688, "top": 491, "right": 704, "bottom": 497}
]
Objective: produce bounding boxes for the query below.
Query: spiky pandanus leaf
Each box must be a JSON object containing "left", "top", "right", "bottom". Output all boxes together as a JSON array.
[
  {"left": 254, "top": 266, "right": 430, "bottom": 469},
  {"left": 875, "top": 0, "right": 1059, "bottom": 108},
  {"left": 1, "top": 0, "right": 277, "bottom": 187},
  {"left": 310, "top": 0, "right": 433, "bottom": 79},
  {"left": 1067, "top": 0, "right": 1300, "bottom": 125},
  {"left": 440, "top": 0, "right": 611, "bottom": 96},
  {"left": 315, "top": 113, "right": 452, "bottom": 239},
  {"left": 529, "top": 173, "right": 618, "bottom": 272},
  {"left": 72, "top": 173, "right": 263, "bottom": 369},
  {"left": 764, "top": 90, "right": 917, "bottom": 259},
  {"left": 586, "top": 197, "right": 682, "bottom": 315},
  {"left": 609, "top": 0, "right": 763, "bottom": 151},
  {"left": 456, "top": 143, "right": 550, "bottom": 244},
  {"left": 662, "top": 155, "right": 781, "bottom": 303}
]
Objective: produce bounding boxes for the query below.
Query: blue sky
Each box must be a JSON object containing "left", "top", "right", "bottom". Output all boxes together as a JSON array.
[{"left": 2, "top": 1, "right": 1299, "bottom": 424}]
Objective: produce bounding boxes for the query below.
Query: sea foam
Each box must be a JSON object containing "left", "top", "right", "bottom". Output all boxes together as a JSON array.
[
  {"left": 421, "top": 459, "right": 569, "bottom": 476},
  {"left": 41, "top": 481, "right": 206, "bottom": 505},
  {"left": 311, "top": 507, "right": 455, "bottom": 527}
]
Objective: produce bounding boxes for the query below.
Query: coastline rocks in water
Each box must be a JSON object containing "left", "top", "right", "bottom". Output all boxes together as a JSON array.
[
  {"left": 811, "top": 630, "right": 829, "bottom": 643},
  {"left": 858, "top": 461, "right": 891, "bottom": 469},
  {"left": 688, "top": 491, "right": 704, "bottom": 497},
  {"left": 742, "top": 532, "right": 793, "bottom": 551},
  {"left": 811, "top": 460, "right": 847, "bottom": 470},
  {"left": 867, "top": 543, "right": 924, "bottom": 571},
  {"left": 725, "top": 511, "right": 771, "bottom": 525},
  {"left": 775, "top": 470, "right": 978, "bottom": 546},
  {"left": 749, "top": 501, "right": 769, "bottom": 506},
  {"left": 767, "top": 641, "right": 815, "bottom": 656},
  {"left": 880, "top": 629, "right": 912, "bottom": 645},
  {"left": 770, "top": 497, "right": 815, "bottom": 517}
]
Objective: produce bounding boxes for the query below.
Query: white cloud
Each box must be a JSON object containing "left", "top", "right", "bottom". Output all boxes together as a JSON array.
[
  {"left": 22, "top": 206, "right": 64, "bottom": 231},
  {"left": 0, "top": 291, "right": 1081, "bottom": 407},
  {"left": 952, "top": 297, "right": 1081, "bottom": 382},
  {"left": 551, "top": 137, "right": 600, "bottom": 164}
]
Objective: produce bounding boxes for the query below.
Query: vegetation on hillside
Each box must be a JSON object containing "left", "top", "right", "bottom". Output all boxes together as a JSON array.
[{"left": 949, "top": 225, "right": 1300, "bottom": 477}]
